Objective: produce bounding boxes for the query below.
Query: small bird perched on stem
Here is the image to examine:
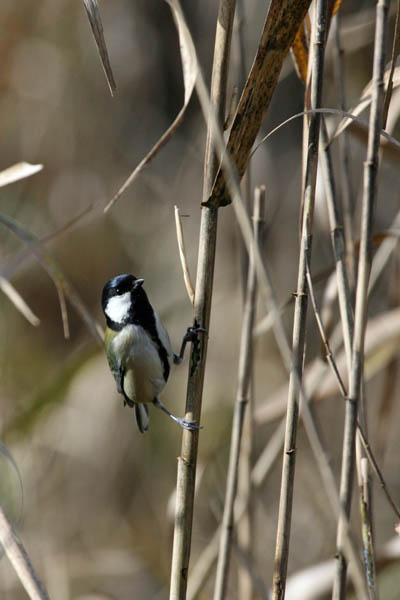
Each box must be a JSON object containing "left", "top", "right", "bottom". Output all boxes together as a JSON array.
[{"left": 101, "top": 273, "right": 203, "bottom": 433}]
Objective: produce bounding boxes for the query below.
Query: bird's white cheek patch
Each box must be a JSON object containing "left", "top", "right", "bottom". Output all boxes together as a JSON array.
[{"left": 105, "top": 292, "right": 131, "bottom": 323}]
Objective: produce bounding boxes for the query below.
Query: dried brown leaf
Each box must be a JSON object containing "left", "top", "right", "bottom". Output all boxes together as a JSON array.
[
  {"left": 291, "top": 20, "right": 309, "bottom": 84},
  {"left": 332, "top": 0, "right": 344, "bottom": 16},
  {"left": 0, "top": 162, "right": 43, "bottom": 188},
  {"left": 204, "top": 0, "right": 312, "bottom": 208}
]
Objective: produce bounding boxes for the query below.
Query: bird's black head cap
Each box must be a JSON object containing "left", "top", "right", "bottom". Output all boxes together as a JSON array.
[{"left": 102, "top": 274, "right": 148, "bottom": 329}]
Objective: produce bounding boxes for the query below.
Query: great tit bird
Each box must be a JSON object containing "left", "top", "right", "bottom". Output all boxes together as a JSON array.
[{"left": 101, "top": 273, "right": 202, "bottom": 433}]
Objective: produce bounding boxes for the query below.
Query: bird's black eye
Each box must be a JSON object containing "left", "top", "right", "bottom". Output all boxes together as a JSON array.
[{"left": 115, "top": 287, "right": 122, "bottom": 295}]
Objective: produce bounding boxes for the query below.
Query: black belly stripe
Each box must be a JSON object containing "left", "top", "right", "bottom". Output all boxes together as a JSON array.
[
  {"left": 156, "top": 342, "right": 170, "bottom": 382},
  {"left": 128, "top": 291, "right": 170, "bottom": 383}
]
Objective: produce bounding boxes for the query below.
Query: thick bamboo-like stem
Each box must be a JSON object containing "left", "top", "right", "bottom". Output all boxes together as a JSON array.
[
  {"left": 332, "top": 1, "right": 390, "bottom": 598},
  {"left": 271, "top": 3, "right": 328, "bottom": 599},
  {"left": 169, "top": 1, "right": 236, "bottom": 598},
  {"left": 213, "top": 187, "right": 264, "bottom": 600}
]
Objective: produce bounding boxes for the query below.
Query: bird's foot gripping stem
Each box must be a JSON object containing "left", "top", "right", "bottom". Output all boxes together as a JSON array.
[
  {"left": 153, "top": 397, "right": 202, "bottom": 431},
  {"left": 173, "top": 321, "right": 206, "bottom": 365}
]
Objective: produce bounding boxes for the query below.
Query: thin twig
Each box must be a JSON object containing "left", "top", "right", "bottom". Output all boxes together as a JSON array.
[
  {"left": 272, "top": 3, "right": 328, "bottom": 598},
  {"left": 333, "top": 1, "right": 390, "bottom": 597},
  {"left": 174, "top": 206, "right": 195, "bottom": 306},
  {"left": 213, "top": 187, "right": 264, "bottom": 600},
  {"left": 0, "top": 505, "right": 49, "bottom": 600},
  {"left": 169, "top": 1, "right": 236, "bottom": 598}
]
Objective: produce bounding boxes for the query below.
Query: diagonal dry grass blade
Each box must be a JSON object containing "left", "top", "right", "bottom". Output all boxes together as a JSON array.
[
  {"left": 1, "top": 205, "right": 94, "bottom": 281},
  {"left": 105, "top": 0, "right": 198, "bottom": 212},
  {"left": 331, "top": 59, "right": 400, "bottom": 143},
  {"left": 0, "top": 214, "right": 103, "bottom": 345},
  {"left": 0, "top": 276, "right": 40, "bottom": 327},
  {"left": 174, "top": 205, "right": 195, "bottom": 306},
  {"left": 83, "top": 0, "right": 116, "bottom": 96}
]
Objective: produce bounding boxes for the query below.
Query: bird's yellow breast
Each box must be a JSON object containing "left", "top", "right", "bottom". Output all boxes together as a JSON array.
[{"left": 110, "top": 324, "right": 167, "bottom": 404}]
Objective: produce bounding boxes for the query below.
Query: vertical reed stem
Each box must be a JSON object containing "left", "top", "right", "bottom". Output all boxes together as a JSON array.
[
  {"left": 213, "top": 186, "right": 264, "bottom": 600},
  {"left": 272, "top": 2, "right": 328, "bottom": 598},
  {"left": 332, "top": 1, "right": 390, "bottom": 597}
]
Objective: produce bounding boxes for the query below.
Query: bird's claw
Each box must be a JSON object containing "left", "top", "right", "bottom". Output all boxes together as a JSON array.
[
  {"left": 183, "top": 325, "right": 206, "bottom": 344},
  {"left": 175, "top": 417, "right": 203, "bottom": 431}
]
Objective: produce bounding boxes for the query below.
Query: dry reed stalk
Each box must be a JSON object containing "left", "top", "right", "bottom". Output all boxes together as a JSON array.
[
  {"left": 320, "top": 119, "right": 354, "bottom": 369},
  {"left": 237, "top": 404, "right": 254, "bottom": 600},
  {"left": 169, "top": 1, "right": 236, "bottom": 598},
  {"left": 332, "top": 13, "right": 356, "bottom": 288},
  {"left": 328, "top": 22, "right": 378, "bottom": 591},
  {"left": 213, "top": 187, "right": 264, "bottom": 600},
  {"left": 332, "top": 0, "right": 391, "bottom": 597},
  {"left": 272, "top": 2, "right": 328, "bottom": 598}
]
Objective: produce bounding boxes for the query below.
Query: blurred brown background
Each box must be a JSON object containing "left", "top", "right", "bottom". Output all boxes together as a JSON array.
[{"left": 1, "top": 1, "right": 400, "bottom": 598}]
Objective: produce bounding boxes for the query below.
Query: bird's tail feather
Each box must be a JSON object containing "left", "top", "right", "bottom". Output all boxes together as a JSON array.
[{"left": 134, "top": 403, "right": 149, "bottom": 433}]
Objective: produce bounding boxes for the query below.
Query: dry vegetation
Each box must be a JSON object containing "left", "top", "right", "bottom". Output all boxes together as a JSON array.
[{"left": 0, "top": 1, "right": 400, "bottom": 599}]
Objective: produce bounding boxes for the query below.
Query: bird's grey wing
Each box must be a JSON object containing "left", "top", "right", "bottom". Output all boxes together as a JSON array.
[
  {"left": 105, "top": 341, "right": 124, "bottom": 395},
  {"left": 110, "top": 356, "right": 149, "bottom": 433},
  {"left": 105, "top": 332, "right": 131, "bottom": 403}
]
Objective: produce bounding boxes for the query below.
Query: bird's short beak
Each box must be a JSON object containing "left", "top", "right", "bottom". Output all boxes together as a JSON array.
[{"left": 134, "top": 278, "right": 144, "bottom": 289}]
